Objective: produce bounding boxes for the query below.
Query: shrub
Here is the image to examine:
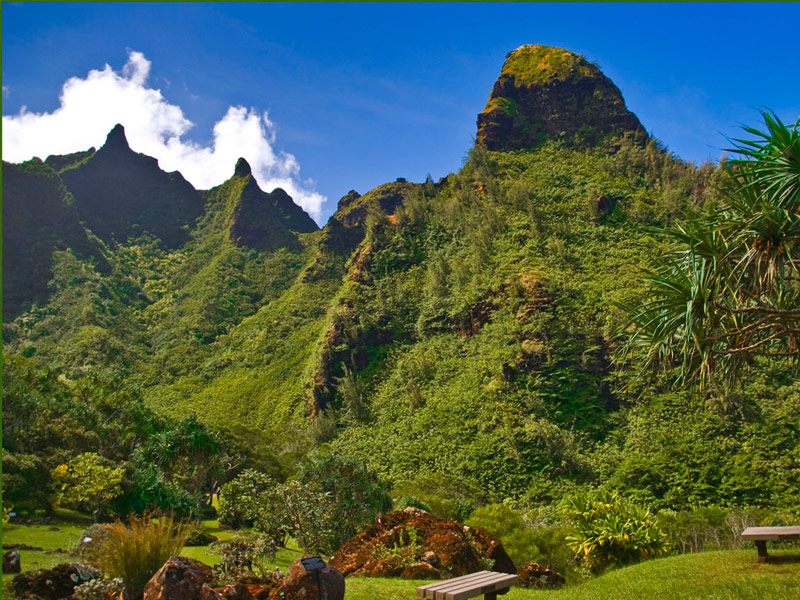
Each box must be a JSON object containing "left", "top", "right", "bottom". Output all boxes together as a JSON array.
[
  {"left": 372, "top": 525, "right": 422, "bottom": 570},
  {"left": 73, "top": 578, "right": 125, "bottom": 600},
  {"left": 85, "top": 513, "right": 189, "bottom": 600},
  {"left": 298, "top": 453, "right": 392, "bottom": 552},
  {"left": 217, "top": 469, "right": 275, "bottom": 530},
  {"left": 466, "top": 504, "right": 540, "bottom": 565},
  {"left": 51, "top": 452, "right": 124, "bottom": 521},
  {"left": 562, "top": 490, "right": 668, "bottom": 573},
  {"left": 184, "top": 524, "right": 218, "bottom": 546},
  {"left": 75, "top": 523, "right": 113, "bottom": 561}
]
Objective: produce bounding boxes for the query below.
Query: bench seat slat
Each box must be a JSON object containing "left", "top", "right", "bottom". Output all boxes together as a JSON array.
[
  {"left": 417, "top": 572, "right": 491, "bottom": 597},
  {"left": 742, "top": 526, "right": 800, "bottom": 541},
  {"left": 434, "top": 575, "right": 504, "bottom": 600},
  {"left": 434, "top": 575, "right": 512, "bottom": 600},
  {"left": 417, "top": 571, "right": 517, "bottom": 600},
  {"left": 446, "top": 576, "right": 518, "bottom": 600}
]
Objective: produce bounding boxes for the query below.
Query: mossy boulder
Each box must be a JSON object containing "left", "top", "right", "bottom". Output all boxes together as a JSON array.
[
  {"left": 477, "top": 45, "right": 645, "bottom": 150},
  {"left": 329, "top": 508, "right": 516, "bottom": 579}
]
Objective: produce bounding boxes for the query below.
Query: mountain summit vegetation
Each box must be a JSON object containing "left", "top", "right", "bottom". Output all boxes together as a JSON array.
[{"left": 3, "top": 47, "right": 798, "bottom": 542}]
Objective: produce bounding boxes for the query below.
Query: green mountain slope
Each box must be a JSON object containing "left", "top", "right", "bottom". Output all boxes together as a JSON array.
[
  {"left": 3, "top": 46, "right": 797, "bottom": 510},
  {"left": 59, "top": 124, "right": 205, "bottom": 248}
]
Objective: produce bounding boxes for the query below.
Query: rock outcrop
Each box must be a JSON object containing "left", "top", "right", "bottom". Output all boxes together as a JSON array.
[
  {"left": 3, "top": 550, "right": 21, "bottom": 574},
  {"left": 282, "top": 556, "right": 345, "bottom": 600},
  {"left": 59, "top": 124, "right": 205, "bottom": 248},
  {"left": 477, "top": 45, "right": 645, "bottom": 150},
  {"left": 11, "top": 562, "right": 100, "bottom": 600},
  {"left": 329, "top": 508, "right": 516, "bottom": 579},
  {"left": 516, "top": 562, "right": 566, "bottom": 589},
  {"left": 143, "top": 556, "right": 218, "bottom": 600},
  {"left": 223, "top": 163, "right": 318, "bottom": 251}
]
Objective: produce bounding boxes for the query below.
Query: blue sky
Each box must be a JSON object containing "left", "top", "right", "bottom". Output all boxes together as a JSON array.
[{"left": 3, "top": 2, "right": 799, "bottom": 224}]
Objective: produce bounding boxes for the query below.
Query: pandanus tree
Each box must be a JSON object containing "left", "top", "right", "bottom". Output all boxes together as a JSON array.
[{"left": 617, "top": 112, "right": 800, "bottom": 388}]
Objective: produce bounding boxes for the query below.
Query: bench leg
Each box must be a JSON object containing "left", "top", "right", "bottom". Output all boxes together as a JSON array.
[
  {"left": 754, "top": 540, "right": 769, "bottom": 563},
  {"left": 484, "top": 594, "right": 497, "bottom": 600}
]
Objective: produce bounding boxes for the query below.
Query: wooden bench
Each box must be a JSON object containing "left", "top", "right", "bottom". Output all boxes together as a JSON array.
[
  {"left": 416, "top": 571, "right": 518, "bottom": 600},
  {"left": 741, "top": 526, "right": 800, "bottom": 562}
]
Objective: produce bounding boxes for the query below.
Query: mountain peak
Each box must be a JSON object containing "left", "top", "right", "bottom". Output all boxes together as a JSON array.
[
  {"left": 234, "top": 157, "right": 252, "bottom": 177},
  {"left": 477, "top": 45, "right": 645, "bottom": 150},
  {"left": 104, "top": 123, "right": 131, "bottom": 151}
]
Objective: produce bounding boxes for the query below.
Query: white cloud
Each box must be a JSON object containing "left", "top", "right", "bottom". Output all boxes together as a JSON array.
[{"left": 2, "top": 50, "right": 326, "bottom": 222}]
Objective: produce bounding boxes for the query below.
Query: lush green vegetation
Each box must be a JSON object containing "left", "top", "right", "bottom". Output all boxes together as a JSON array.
[
  {"left": 2, "top": 63, "right": 798, "bottom": 599},
  {"left": 3, "top": 516, "right": 798, "bottom": 600},
  {"left": 618, "top": 112, "right": 800, "bottom": 388}
]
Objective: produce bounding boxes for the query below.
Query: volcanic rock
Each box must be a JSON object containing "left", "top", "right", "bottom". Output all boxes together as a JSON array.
[
  {"left": 143, "top": 556, "right": 218, "bottom": 600},
  {"left": 3, "top": 550, "right": 21, "bottom": 574},
  {"left": 282, "top": 556, "right": 344, "bottom": 600},
  {"left": 11, "top": 562, "right": 100, "bottom": 600},
  {"left": 329, "top": 508, "right": 516, "bottom": 579},
  {"left": 516, "top": 562, "right": 566, "bottom": 589},
  {"left": 477, "top": 45, "right": 645, "bottom": 150}
]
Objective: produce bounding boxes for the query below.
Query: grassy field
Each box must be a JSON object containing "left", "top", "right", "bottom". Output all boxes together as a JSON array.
[{"left": 3, "top": 513, "right": 799, "bottom": 600}]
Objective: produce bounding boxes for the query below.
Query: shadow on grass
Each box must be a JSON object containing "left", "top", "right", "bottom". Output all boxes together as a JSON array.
[{"left": 764, "top": 554, "right": 800, "bottom": 565}]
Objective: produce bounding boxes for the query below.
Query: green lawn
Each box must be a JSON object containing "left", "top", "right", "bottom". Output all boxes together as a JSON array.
[
  {"left": 3, "top": 514, "right": 799, "bottom": 600},
  {"left": 344, "top": 550, "right": 800, "bottom": 600}
]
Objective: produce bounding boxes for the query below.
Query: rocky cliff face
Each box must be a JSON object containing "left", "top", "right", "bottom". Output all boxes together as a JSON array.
[
  {"left": 223, "top": 158, "right": 318, "bottom": 251},
  {"left": 476, "top": 45, "right": 645, "bottom": 150}
]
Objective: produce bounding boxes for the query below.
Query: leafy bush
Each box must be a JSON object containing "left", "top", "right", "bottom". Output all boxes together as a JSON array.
[
  {"left": 75, "top": 523, "right": 113, "bottom": 561},
  {"left": 184, "top": 524, "right": 218, "bottom": 546},
  {"left": 218, "top": 469, "right": 276, "bottom": 530},
  {"left": 391, "top": 473, "right": 483, "bottom": 523},
  {"left": 84, "top": 513, "right": 189, "bottom": 600},
  {"left": 51, "top": 452, "right": 124, "bottom": 521},
  {"left": 466, "top": 504, "right": 540, "bottom": 565},
  {"left": 298, "top": 453, "right": 392, "bottom": 552},
  {"left": 562, "top": 490, "right": 668, "bottom": 573}
]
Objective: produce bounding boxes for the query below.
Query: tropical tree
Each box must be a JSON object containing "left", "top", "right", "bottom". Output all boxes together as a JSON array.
[
  {"left": 52, "top": 452, "right": 124, "bottom": 521},
  {"left": 132, "top": 415, "right": 227, "bottom": 512},
  {"left": 298, "top": 452, "right": 392, "bottom": 551},
  {"left": 617, "top": 112, "right": 800, "bottom": 388}
]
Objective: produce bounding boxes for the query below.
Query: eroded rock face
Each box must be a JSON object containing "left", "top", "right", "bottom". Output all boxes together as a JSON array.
[
  {"left": 517, "top": 562, "right": 566, "bottom": 589},
  {"left": 329, "top": 508, "right": 516, "bottom": 579},
  {"left": 477, "top": 45, "right": 645, "bottom": 150},
  {"left": 282, "top": 556, "right": 344, "bottom": 600},
  {"left": 11, "top": 562, "right": 100, "bottom": 600},
  {"left": 143, "top": 556, "right": 218, "bottom": 600}
]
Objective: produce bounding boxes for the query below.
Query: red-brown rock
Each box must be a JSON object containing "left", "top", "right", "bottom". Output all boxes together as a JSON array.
[
  {"left": 517, "top": 562, "right": 566, "bottom": 589},
  {"left": 282, "top": 557, "right": 344, "bottom": 600},
  {"left": 3, "top": 550, "right": 21, "bottom": 574},
  {"left": 329, "top": 508, "right": 516, "bottom": 579},
  {"left": 11, "top": 562, "right": 100, "bottom": 600},
  {"left": 143, "top": 556, "right": 218, "bottom": 600},
  {"left": 401, "top": 561, "right": 441, "bottom": 580}
]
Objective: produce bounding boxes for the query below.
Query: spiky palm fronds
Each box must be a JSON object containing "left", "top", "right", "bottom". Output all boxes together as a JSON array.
[{"left": 617, "top": 112, "right": 800, "bottom": 389}]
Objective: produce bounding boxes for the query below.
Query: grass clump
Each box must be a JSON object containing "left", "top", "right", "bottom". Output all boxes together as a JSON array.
[{"left": 85, "top": 513, "right": 189, "bottom": 600}]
